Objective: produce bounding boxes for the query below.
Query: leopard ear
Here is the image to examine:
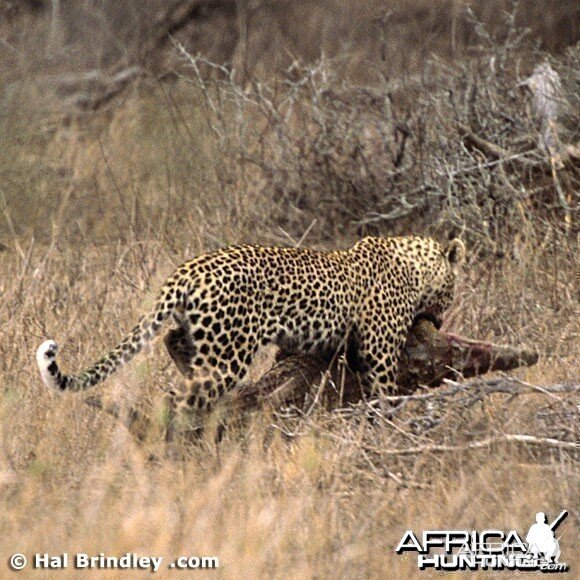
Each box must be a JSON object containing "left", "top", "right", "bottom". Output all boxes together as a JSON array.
[{"left": 446, "top": 238, "right": 465, "bottom": 265}]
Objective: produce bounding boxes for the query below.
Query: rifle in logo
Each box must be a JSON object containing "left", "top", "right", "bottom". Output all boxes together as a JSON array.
[{"left": 549, "top": 510, "right": 568, "bottom": 532}]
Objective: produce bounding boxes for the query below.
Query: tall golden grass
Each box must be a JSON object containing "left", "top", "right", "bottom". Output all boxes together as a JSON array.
[{"left": 0, "top": 2, "right": 578, "bottom": 578}]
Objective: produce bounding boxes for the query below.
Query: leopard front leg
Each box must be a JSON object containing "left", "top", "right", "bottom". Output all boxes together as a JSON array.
[
  {"left": 355, "top": 292, "right": 415, "bottom": 399},
  {"left": 356, "top": 332, "right": 405, "bottom": 397}
]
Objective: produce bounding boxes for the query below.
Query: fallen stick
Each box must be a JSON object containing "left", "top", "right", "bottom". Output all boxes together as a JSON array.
[{"left": 346, "top": 434, "right": 578, "bottom": 456}]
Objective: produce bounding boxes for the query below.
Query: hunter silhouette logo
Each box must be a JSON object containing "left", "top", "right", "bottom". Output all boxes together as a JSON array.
[
  {"left": 396, "top": 510, "right": 569, "bottom": 572},
  {"left": 525, "top": 511, "right": 566, "bottom": 564}
]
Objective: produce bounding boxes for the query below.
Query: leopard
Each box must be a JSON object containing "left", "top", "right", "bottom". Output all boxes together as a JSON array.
[{"left": 36, "top": 235, "right": 465, "bottom": 422}]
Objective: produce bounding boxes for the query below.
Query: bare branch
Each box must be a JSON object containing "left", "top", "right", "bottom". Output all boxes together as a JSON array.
[{"left": 373, "top": 434, "right": 578, "bottom": 456}]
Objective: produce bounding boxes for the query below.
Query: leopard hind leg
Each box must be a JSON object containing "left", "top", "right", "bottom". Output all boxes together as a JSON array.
[{"left": 164, "top": 323, "right": 195, "bottom": 379}]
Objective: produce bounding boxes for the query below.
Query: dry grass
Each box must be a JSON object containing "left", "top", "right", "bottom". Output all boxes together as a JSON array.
[{"left": 0, "top": 2, "right": 579, "bottom": 578}]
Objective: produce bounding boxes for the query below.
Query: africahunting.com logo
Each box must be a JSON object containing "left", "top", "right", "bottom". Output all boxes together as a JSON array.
[{"left": 396, "top": 510, "right": 569, "bottom": 572}]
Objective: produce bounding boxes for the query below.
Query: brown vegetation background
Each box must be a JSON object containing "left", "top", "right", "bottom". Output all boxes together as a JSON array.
[{"left": 0, "top": 1, "right": 578, "bottom": 578}]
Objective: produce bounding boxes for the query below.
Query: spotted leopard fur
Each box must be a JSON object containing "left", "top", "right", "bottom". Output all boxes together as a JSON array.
[{"left": 37, "top": 236, "right": 464, "bottom": 415}]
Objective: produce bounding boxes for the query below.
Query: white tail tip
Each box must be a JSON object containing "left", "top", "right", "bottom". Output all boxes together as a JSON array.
[{"left": 36, "top": 340, "right": 60, "bottom": 390}]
